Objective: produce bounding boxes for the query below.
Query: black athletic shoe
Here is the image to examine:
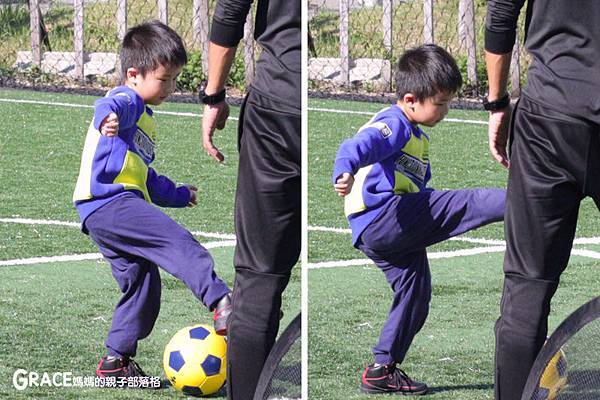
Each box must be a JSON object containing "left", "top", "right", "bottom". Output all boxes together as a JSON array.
[
  {"left": 96, "top": 356, "right": 147, "bottom": 379},
  {"left": 96, "top": 356, "right": 164, "bottom": 388},
  {"left": 213, "top": 293, "right": 232, "bottom": 335},
  {"left": 360, "top": 363, "right": 428, "bottom": 395}
]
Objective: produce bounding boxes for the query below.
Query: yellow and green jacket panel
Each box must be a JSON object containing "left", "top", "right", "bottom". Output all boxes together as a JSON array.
[
  {"left": 332, "top": 105, "right": 431, "bottom": 245},
  {"left": 73, "top": 86, "right": 190, "bottom": 231}
]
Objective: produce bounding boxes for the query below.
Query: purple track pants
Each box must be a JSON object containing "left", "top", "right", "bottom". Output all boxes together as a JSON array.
[
  {"left": 357, "top": 188, "right": 505, "bottom": 365},
  {"left": 85, "top": 192, "right": 231, "bottom": 358}
]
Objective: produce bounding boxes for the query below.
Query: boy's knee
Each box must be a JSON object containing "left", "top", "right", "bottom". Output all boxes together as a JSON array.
[{"left": 474, "top": 188, "right": 506, "bottom": 220}]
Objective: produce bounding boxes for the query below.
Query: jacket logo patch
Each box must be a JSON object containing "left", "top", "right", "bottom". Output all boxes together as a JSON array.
[
  {"left": 395, "top": 153, "right": 428, "bottom": 182},
  {"left": 134, "top": 129, "right": 155, "bottom": 161},
  {"left": 372, "top": 121, "right": 393, "bottom": 138}
]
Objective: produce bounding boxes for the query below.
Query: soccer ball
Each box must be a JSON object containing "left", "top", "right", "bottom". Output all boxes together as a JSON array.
[
  {"left": 163, "top": 324, "right": 227, "bottom": 396},
  {"left": 532, "top": 348, "right": 568, "bottom": 400}
]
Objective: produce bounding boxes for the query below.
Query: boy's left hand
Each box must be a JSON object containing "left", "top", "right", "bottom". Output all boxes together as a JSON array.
[
  {"left": 185, "top": 185, "right": 198, "bottom": 207},
  {"left": 334, "top": 173, "right": 355, "bottom": 197}
]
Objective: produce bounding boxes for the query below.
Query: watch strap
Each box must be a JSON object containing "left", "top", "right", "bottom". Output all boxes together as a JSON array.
[
  {"left": 199, "top": 81, "right": 226, "bottom": 105},
  {"left": 483, "top": 93, "right": 510, "bottom": 111}
]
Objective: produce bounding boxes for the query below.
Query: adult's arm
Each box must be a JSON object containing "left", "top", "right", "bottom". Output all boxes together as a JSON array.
[
  {"left": 201, "top": 0, "right": 253, "bottom": 162},
  {"left": 484, "top": 0, "right": 527, "bottom": 168}
]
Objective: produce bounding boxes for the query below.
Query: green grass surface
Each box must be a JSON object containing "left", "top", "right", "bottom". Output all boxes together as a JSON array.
[
  {"left": 0, "top": 88, "right": 300, "bottom": 398},
  {"left": 1, "top": 89, "right": 599, "bottom": 399},
  {"left": 308, "top": 99, "right": 600, "bottom": 399}
]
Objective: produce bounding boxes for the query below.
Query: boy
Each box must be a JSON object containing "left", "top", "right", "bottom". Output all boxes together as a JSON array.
[
  {"left": 72, "top": 21, "right": 232, "bottom": 382},
  {"left": 332, "top": 44, "right": 506, "bottom": 395}
]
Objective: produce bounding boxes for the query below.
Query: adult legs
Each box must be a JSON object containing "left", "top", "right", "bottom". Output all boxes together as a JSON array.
[
  {"left": 494, "top": 97, "right": 595, "bottom": 400},
  {"left": 227, "top": 90, "right": 301, "bottom": 400}
]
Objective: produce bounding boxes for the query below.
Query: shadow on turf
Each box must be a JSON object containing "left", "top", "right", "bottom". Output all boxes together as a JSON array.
[{"left": 426, "top": 383, "right": 493, "bottom": 394}]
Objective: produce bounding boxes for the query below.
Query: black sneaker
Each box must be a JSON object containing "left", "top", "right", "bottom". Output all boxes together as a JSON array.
[
  {"left": 96, "top": 356, "right": 164, "bottom": 388},
  {"left": 360, "top": 363, "right": 428, "bottom": 395},
  {"left": 213, "top": 293, "right": 232, "bottom": 335}
]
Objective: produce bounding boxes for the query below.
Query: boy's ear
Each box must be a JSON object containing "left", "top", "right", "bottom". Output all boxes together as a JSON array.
[
  {"left": 403, "top": 92, "right": 416, "bottom": 107},
  {"left": 126, "top": 67, "right": 139, "bottom": 85}
]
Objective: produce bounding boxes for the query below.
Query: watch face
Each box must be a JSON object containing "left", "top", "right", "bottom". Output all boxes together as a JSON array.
[{"left": 198, "top": 80, "right": 208, "bottom": 96}]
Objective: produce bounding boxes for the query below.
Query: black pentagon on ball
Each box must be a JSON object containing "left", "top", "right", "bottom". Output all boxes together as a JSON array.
[
  {"left": 169, "top": 350, "right": 185, "bottom": 372},
  {"left": 189, "top": 326, "right": 210, "bottom": 340},
  {"left": 532, "top": 387, "right": 550, "bottom": 400},
  {"left": 182, "top": 385, "right": 203, "bottom": 396},
  {"left": 556, "top": 355, "right": 568, "bottom": 376},
  {"left": 202, "top": 354, "right": 222, "bottom": 376}
]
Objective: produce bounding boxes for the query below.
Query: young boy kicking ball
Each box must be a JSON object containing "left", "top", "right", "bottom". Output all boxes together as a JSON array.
[
  {"left": 333, "top": 44, "right": 506, "bottom": 395},
  {"left": 73, "top": 20, "right": 231, "bottom": 383}
]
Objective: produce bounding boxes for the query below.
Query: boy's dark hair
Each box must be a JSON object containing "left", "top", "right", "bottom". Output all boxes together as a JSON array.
[
  {"left": 395, "top": 44, "right": 462, "bottom": 101},
  {"left": 120, "top": 20, "right": 187, "bottom": 80}
]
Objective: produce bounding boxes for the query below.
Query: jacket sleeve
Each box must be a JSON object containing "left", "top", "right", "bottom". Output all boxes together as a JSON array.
[
  {"left": 93, "top": 90, "right": 145, "bottom": 131},
  {"left": 210, "top": 0, "right": 253, "bottom": 47},
  {"left": 146, "top": 167, "right": 191, "bottom": 208},
  {"left": 485, "top": 0, "right": 528, "bottom": 54},
  {"left": 332, "top": 119, "right": 411, "bottom": 183}
]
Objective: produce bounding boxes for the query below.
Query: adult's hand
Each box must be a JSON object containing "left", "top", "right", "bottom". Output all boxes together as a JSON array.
[
  {"left": 202, "top": 102, "right": 229, "bottom": 163},
  {"left": 488, "top": 106, "right": 512, "bottom": 168}
]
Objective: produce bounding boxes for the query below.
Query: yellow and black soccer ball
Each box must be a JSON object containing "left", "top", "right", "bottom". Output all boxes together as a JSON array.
[
  {"left": 532, "top": 348, "right": 568, "bottom": 400},
  {"left": 163, "top": 324, "right": 227, "bottom": 396}
]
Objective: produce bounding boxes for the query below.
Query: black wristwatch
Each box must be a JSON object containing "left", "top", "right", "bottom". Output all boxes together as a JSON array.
[
  {"left": 483, "top": 93, "right": 510, "bottom": 111},
  {"left": 199, "top": 81, "right": 226, "bottom": 105}
]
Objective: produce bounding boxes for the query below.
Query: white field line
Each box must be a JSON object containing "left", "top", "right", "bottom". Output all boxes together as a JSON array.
[
  {"left": 0, "top": 217, "right": 81, "bottom": 227},
  {"left": 0, "top": 99, "right": 478, "bottom": 124},
  {"left": 190, "top": 231, "right": 236, "bottom": 240},
  {"left": 0, "top": 98, "right": 238, "bottom": 120},
  {"left": 0, "top": 240, "right": 236, "bottom": 267},
  {"left": 571, "top": 249, "right": 600, "bottom": 259},
  {"left": 4, "top": 217, "right": 600, "bottom": 250},
  {"left": 0, "top": 253, "right": 104, "bottom": 266},
  {"left": 0, "top": 217, "right": 236, "bottom": 240},
  {"left": 308, "top": 245, "right": 507, "bottom": 269},
  {"left": 307, "top": 107, "right": 488, "bottom": 125},
  {"left": 308, "top": 225, "right": 600, "bottom": 246},
  {"left": 310, "top": 244, "right": 600, "bottom": 270}
]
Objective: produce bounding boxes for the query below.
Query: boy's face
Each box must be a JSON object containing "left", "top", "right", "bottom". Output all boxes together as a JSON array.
[
  {"left": 403, "top": 92, "right": 453, "bottom": 127},
  {"left": 127, "top": 64, "right": 182, "bottom": 106}
]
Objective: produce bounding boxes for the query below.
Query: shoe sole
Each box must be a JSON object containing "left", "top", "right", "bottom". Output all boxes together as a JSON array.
[
  {"left": 360, "top": 385, "right": 428, "bottom": 396},
  {"left": 215, "top": 328, "right": 227, "bottom": 336}
]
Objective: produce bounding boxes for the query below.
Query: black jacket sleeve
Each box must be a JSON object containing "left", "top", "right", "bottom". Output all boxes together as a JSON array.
[
  {"left": 485, "top": 0, "right": 528, "bottom": 54},
  {"left": 210, "top": 0, "right": 253, "bottom": 47}
]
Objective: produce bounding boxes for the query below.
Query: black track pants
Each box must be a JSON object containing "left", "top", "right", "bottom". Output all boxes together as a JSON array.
[
  {"left": 494, "top": 96, "right": 600, "bottom": 400},
  {"left": 226, "top": 89, "right": 301, "bottom": 400}
]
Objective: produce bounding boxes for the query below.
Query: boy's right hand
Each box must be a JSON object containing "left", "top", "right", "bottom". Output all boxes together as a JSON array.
[
  {"left": 100, "top": 113, "right": 119, "bottom": 137},
  {"left": 185, "top": 185, "right": 198, "bottom": 207},
  {"left": 334, "top": 173, "right": 354, "bottom": 197}
]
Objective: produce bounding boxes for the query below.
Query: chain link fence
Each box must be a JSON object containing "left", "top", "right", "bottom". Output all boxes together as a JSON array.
[
  {"left": 1, "top": 0, "right": 530, "bottom": 99},
  {"left": 309, "top": 0, "right": 530, "bottom": 102},
  {"left": 0, "top": 0, "right": 254, "bottom": 95}
]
